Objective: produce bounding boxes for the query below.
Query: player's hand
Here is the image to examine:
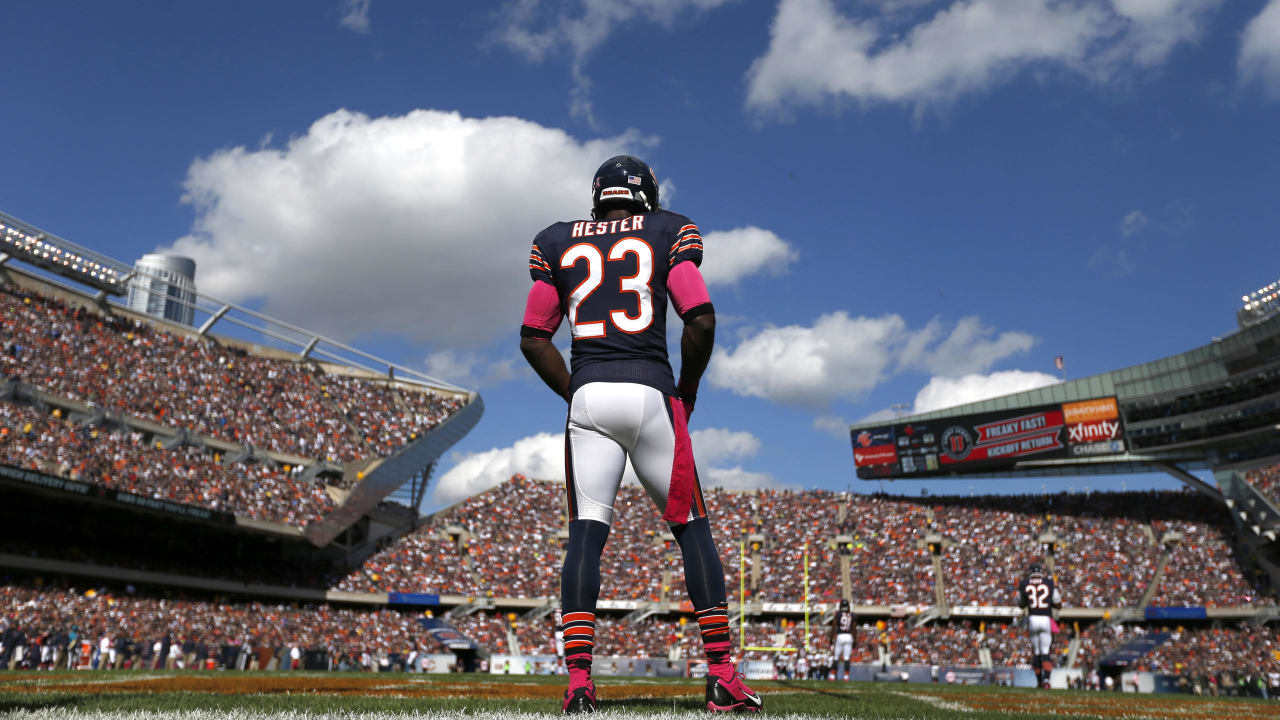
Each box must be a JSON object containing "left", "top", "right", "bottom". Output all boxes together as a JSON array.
[
  {"left": 677, "top": 394, "right": 694, "bottom": 422},
  {"left": 676, "top": 382, "right": 696, "bottom": 422}
]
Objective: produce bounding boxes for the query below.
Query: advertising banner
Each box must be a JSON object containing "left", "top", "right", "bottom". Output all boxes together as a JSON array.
[
  {"left": 851, "top": 427, "right": 896, "bottom": 468},
  {"left": 854, "top": 397, "right": 1126, "bottom": 479},
  {"left": 1, "top": 464, "right": 236, "bottom": 524}
]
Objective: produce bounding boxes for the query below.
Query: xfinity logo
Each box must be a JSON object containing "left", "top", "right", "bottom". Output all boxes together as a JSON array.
[{"left": 1067, "top": 419, "right": 1120, "bottom": 443}]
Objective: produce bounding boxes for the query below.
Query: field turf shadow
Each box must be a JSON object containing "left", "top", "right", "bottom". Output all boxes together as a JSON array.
[
  {"left": 773, "top": 679, "right": 865, "bottom": 702},
  {"left": 0, "top": 697, "right": 81, "bottom": 713}
]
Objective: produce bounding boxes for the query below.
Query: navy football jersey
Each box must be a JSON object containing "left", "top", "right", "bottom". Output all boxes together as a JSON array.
[
  {"left": 1019, "top": 575, "right": 1058, "bottom": 616},
  {"left": 528, "top": 210, "right": 705, "bottom": 396},
  {"left": 834, "top": 610, "right": 855, "bottom": 635}
]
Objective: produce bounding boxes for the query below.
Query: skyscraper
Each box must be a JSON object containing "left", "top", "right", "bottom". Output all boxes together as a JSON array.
[{"left": 127, "top": 253, "right": 197, "bottom": 326}]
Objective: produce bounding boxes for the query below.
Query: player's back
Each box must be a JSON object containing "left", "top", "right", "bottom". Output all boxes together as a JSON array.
[
  {"left": 1020, "top": 575, "right": 1056, "bottom": 615},
  {"left": 530, "top": 209, "right": 702, "bottom": 396},
  {"left": 835, "top": 610, "right": 855, "bottom": 634}
]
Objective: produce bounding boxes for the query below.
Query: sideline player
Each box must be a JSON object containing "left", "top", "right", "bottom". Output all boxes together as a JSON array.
[
  {"left": 1017, "top": 564, "right": 1062, "bottom": 689},
  {"left": 831, "top": 599, "right": 855, "bottom": 681},
  {"left": 553, "top": 609, "right": 565, "bottom": 665},
  {"left": 520, "top": 156, "right": 761, "bottom": 714}
]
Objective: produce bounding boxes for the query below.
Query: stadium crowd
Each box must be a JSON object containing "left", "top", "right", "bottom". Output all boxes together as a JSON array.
[
  {"left": 0, "top": 399, "right": 336, "bottom": 526},
  {"left": 1245, "top": 461, "right": 1280, "bottom": 511},
  {"left": 0, "top": 286, "right": 463, "bottom": 463},
  {"left": 336, "top": 476, "right": 1272, "bottom": 610},
  {"left": 1145, "top": 625, "right": 1280, "bottom": 679},
  {"left": 0, "top": 581, "right": 444, "bottom": 672},
  {"left": 3, "top": 577, "right": 1278, "bottom": 684}
]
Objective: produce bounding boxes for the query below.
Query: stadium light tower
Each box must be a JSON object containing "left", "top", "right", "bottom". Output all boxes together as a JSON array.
[
  {"left": 0, "top": 211, "right": 129, "bottom": 294},
  {"left": 1239, "top": 278, "right": 1280, "bottom": 329}
]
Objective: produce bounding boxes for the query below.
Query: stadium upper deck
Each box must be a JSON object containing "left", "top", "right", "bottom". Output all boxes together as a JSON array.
[
  {"left": 0, "top": 210, "right": 483, "bottom": 546},
  {"left": 849, "top": 301, "right": 1280, "bottom": 486}
]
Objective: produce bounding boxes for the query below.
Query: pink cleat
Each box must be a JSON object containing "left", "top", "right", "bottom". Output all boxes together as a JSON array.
[
  {"left": 706, "top": 664, "right": 762, "bottom": 712},
  {"left": 562, "top": 672, "right": 597, "bottom": 714}
]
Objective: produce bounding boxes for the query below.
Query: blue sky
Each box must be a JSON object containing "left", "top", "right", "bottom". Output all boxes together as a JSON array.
[{"left": 2, "top": 0, "right": 1278, "bottom": 510}]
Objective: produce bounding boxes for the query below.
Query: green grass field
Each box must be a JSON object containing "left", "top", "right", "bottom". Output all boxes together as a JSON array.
[{"left": 1, "top": 671, "right": 1276, "bottom": 720}]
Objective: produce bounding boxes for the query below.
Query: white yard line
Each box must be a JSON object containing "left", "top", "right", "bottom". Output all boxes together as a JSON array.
[
  {"left": 0, "top": 707, "right": 901, "bottom": 712},
  {"left": 0, "top": 674, "right": 170, "bottom": 687},
  {"left": 887, "top": 689, "right": 973, "bottom": 713}
]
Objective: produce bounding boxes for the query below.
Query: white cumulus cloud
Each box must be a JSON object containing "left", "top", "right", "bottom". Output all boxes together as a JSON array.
[
  {"left": 707, "top": 312, "right": 1035, "bottom": 406},
  {"left": 433, "top": 432, "right": 565, "bottom": 507},
  {"left": 699, "top": 227, "right": 794, "bottom": 286},
  {"left": 700, "top": 466, "right": 780, "bottom": 489},
  {"left": 1240, "top": 0, "right": 1280, "bottom": 99},
  {"left": 162, "top": 108, "right": 785, "bottom": 348},
  {"left": 910, "top": 370, "right": 1060, "bottom": 413},
  {"left": 746, "top": 0, "right": 1222, "bottom": 114},
  {"left": 899, "top": 316, "right": 1036, "bottom": 376},
  {"left": 690, "top": 428, "right": 761, "bottom": 464},
  {"left": 431, "top": 426, "right": 774, "bottom": 506}
]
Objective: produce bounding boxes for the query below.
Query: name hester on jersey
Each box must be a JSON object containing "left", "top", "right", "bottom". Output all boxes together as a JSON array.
[{"left": 570, "top": 215, "right": 646, "bottom": 238}]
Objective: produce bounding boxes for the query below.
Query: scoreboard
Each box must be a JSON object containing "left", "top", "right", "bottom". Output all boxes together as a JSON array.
[{"left": 853, "top": 396, "right": 1126, "bottom": 479}]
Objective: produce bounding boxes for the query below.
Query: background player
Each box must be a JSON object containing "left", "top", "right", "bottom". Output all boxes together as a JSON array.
[
  {"left": 519, "top": 156, "right": 761, "bottom": 714},
  {"left": 553, "top": 608, "right": 565, "bottom": 665},
  {"left": 830, "top": 599, "right": 855, "bottom": 681},
  {"left": 1017, "top": 563, "right": 1062, "bottom": 689}
]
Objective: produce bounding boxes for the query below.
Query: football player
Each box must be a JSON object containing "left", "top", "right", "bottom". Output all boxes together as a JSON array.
[
  {"left": 553, "top": 608, "right": 565, "bottom": 662},
  {"left": 520, "top": 156, "right": 760, "bottom": 714},
  {"left": 1017, "top": 564, "right": 1062, "bottom": 689},
  {"left": 831, "top": 599, "right": 855, "bottom": 681}
]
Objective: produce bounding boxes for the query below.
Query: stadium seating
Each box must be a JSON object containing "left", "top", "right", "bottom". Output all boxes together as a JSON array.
[
  {"left": 1077, "top": 622, "right": 1280, "bottom": 682},
  {"left": 1243, "top": 462, "right": 1280, "bottom": 513},
  {"left": 1143, "top": 625, "right": 1280, "bottom": 678},
  {"left": 0, "top": 582, "right": 443, "bottom": 670},
  {"left": 0, "top": 398, "right": 336, "bottom": 526},
  {"left": 3, "top": 577, "right": 1275, "bottom": 681},
  {"left": 0, "top": 286, "right": 463, "bottom": 463},
  {"left": 337, "top": 476, "right": 1273, "bottom": 610}
]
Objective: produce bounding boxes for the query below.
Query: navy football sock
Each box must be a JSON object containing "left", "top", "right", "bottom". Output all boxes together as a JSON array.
[
  {"left": 672, "top": 517, "right": 726, "bottom": 611},
  {"left": 562, "top": 519, "right": 610, "bottom": 613}
]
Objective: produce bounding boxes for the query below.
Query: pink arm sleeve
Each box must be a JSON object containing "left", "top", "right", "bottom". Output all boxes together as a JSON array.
[
  {"left": 668, "top": 261, "right": 712, "bottom": 317},
  {"left": 521, "top": 280, "right": 562, "bottom": 336}
]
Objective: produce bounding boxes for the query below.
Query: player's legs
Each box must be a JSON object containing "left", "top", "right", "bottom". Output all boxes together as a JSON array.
[
  {"left": 561, "top": 383, "right": 639, "bottom": 713},
  {"left": 626, "top": 386, "right": 759, "bottom": 712},
  {"left": 1027, "top": 616, "right": 1052, "bottom": 687},
  {"left": 626, "top": 385, "right": 725, "bottom": 625},
  {"left": 835, "top": 634, "right": 853, "bottom": 680}
]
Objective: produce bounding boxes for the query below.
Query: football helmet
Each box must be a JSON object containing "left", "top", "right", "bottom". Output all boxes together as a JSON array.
[
  {"left": 591, "top": 155, "right": 659, "bottom": 219},
  {"left": 839, "top": 599, "right": 850, "bottom": 610},
  {"left": 1028, "top": 564, "right": 1045, "bottom": 577}
]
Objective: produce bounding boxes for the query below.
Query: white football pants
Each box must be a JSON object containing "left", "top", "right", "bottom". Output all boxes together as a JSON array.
[
  {"left": 834, "top": 633, "right": 855, "bottom": 662},
  {"left": 566, "top": 382, "right": 706, "bottom": 526},
  {"left": 1028, "top": 615, "right": 1053, "bottom": 655}
]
